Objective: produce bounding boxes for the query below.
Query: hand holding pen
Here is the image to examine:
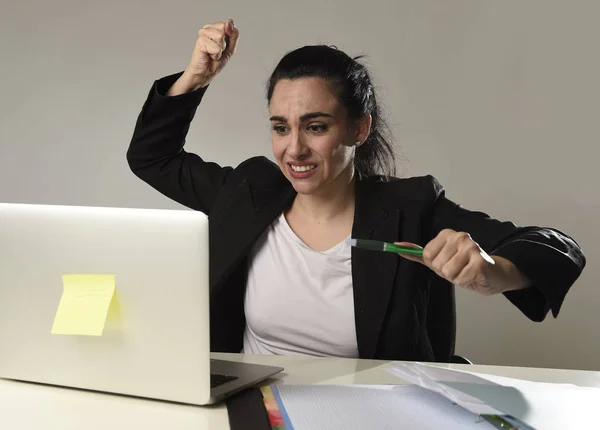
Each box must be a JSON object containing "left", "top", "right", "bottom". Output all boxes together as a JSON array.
[{"left": 347, "top": 229, "right": 529, "bottom": 296}]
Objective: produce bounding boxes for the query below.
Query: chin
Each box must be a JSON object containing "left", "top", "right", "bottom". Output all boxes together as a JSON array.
[{"left": 289, "top": 180, "right": 321, "bottom": 195}]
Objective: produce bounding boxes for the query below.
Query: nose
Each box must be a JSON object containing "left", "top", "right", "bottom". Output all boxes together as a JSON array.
[{"left": 287, "top": 130, "right": 310, "bottom": 160}]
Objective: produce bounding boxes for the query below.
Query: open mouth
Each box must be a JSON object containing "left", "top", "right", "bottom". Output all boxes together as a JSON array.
[
  {"left": 290, "top": 164, "right": 316, "bottom": 172},
  {"left": 288, "top": 163, "right": 318, "bottom": 179}
]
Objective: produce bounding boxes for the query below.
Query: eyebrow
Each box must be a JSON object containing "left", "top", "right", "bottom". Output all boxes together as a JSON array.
[{"left": 269, "top": 112, "right": 334, "bottom": 122}]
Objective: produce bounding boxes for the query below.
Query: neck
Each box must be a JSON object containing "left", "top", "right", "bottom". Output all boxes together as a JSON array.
[{"left": 291, "top": 167, "right": 356, "bottom": 223}]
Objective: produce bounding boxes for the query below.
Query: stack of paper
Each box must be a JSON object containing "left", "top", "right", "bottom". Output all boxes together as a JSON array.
[
  {"left": 262, "top": 384, "right": 496, "bottom": 430},
  {"left": 386, "top": 362, "right": 600, "bottom": 430},
  {"left": 261, "top": 363, "right": 600, "bottom": 430}
]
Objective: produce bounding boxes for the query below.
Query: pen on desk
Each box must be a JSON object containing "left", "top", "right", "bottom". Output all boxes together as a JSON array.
[{"left": 345, "top": 238, "right": 424, "bottom": 257}]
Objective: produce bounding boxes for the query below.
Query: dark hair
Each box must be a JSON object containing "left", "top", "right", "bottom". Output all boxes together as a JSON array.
[{"left": 266, "top": 45, "right": 397, "bottom": 179}]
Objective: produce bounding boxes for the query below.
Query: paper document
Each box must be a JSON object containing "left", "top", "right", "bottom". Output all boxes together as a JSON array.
[
  {"left": 51, "top": 274, "right": 116, "bottom": 336},
  {"left": 264, "top": 384, "right": 495, "bottom": 430},
  {"left": 446, "top": 371, "right": 600, "bottom": 430},
  {"left": 385, "top": 362, "right": 504, "bottom": 415},
  {"left": 386, "top": 362, "right": 600, "bottom": 430}
]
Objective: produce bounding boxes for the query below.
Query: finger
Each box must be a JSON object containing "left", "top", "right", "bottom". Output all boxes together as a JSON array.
[
  {"left": 429, "top": 240, "right": 459, "bottom": 274},
  {"left": 421, "top": 236, "right": 445, "bottom": 266},
  {"left": 421, "top": 229, "right": 455, "bottom": 264},
  {"left": 437, "top": 229, "right": 457, "bottom": 242},
  {"left": 202, "top": 20, "right": 233, "bottom": 42},
  {"left": 224, "top": 20, "right": 240, "bottom": 56},
  {"left": 396, "top": 241, "right": 420, "bottom": 247},
  {"left": 439, "top": 250, "right": 470, "bottom": 281},
  {"left": 208, "top": 20, "right": 228, "bottom": 30},
  {"left": 394, "top": 242, "right": 424, "bottom": 263},
  {"left": 430, "top": 230, "right": 476, "bottom": 273},
  {"left": 199, "top": 36, "right": 224, "bottom": 61},
  {"left": 200, "top": 27, "right": 227, "bottom": 51},
  {"left": 201, "top": 21, "right": 227, "bottom": 32}
]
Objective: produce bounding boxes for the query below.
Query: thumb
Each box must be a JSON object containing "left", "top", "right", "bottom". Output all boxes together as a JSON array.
[
  {"left": 224, "top": 19, "right": 240, "bottom": 56},
  {"left": 394, "top": 242, "right": 424, "bottom": 264}
]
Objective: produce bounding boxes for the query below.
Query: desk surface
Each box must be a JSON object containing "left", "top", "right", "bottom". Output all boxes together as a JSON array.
[{"left": 1, "top": 353, "right": 599, "bottom": 430}]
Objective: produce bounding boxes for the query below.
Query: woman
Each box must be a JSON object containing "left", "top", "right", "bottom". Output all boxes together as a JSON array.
[{"left": 126, "top": 19, "right": 585, "bottom": 362}]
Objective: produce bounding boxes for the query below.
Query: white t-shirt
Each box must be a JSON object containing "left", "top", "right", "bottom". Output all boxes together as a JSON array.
[{"left": 242, "top": 213, "right": 358, "bottom": 358}]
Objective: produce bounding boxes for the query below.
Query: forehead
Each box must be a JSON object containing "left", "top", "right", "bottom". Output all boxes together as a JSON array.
[{"left": 269, "top": 78, "right": 344, "bottom": 118}]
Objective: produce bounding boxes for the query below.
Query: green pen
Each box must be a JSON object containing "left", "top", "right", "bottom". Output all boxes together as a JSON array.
[{"left": 345, "top": 238, "right": 423, "bottom": 257}]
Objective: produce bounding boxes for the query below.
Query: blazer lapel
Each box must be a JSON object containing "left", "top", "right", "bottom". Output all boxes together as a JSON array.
[
  {"left": 209, "top": 177, "right": 295, "bottom": 293},
  {"left": 352, "top": 178, "right": 403, "bottom": 358}
]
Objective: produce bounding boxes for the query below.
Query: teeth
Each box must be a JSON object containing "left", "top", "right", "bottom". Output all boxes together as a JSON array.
[{"left": 291, "top": 165, "right": 316, "bottom": 172}]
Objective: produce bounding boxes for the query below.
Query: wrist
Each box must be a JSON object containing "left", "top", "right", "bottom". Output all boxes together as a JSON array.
[
  {"left": 183, "top": 68, "right": 211, "bottom": 90},
  {"left": 490, "top": 256, "right": 530, "bottom": 293},
  {"left": 167, "top": 70, "right": 209, "bottom": 96}
]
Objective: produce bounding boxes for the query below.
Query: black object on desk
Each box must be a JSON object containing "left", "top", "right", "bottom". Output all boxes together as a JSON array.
[{"left": 226, "top": 387, "right": 271, "bottom": 430}]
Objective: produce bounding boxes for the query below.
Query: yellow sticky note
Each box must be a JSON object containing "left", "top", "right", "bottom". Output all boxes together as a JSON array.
[{"left": 51, "top": 274, "right": 116, "bottom": 336}]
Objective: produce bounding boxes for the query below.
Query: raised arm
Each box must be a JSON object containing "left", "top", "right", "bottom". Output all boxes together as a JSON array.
[{"left": 126, "top": 19, "right": 240, "bottom": 214}]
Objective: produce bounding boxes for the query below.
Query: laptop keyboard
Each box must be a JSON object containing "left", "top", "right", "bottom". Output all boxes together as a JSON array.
[{"left": 210, "top": 373, "right": 239, "bottom": 388}]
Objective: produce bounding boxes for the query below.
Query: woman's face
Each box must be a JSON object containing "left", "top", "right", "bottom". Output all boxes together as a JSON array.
[{"left": 269, "top": 78, "right": 369, "bottom": 196}]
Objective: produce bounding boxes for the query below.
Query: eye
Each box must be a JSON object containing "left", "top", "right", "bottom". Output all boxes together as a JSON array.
[
  {"left": 272, "top": 124, "right": 289, "bottom": 135},
  {"left": 307, "top": 124, "right": 328, "bottom": 134}
]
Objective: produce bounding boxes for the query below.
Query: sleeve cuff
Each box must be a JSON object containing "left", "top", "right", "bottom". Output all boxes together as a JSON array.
[
  {"left": 152, "top": 72, "right": 209, "bottom": 104},
  {"left": 492, "top": 238, "right": 576, "bottom": 321}
]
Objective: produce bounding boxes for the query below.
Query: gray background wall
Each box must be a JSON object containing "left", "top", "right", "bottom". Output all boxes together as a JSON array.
[{"left": 1, "top": 0, "right": 598, "bottom": 370}]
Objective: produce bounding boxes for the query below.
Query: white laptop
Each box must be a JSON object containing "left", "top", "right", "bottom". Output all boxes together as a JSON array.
[{"left": 0, "top": 202, "right": 283, "bottom": 405}]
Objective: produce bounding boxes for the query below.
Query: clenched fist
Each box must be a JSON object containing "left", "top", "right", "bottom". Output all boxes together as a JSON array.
[
  {"left": 397, "top": 229, "right": 529, "bottom": 295},
  {"left": 168, "top": 19, "right": 240, "bottom": 96}
]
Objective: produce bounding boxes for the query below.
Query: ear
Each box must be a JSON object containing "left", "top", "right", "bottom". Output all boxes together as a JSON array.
[{"left": 355, "top": 113, "right": 372, "bottom": 146}]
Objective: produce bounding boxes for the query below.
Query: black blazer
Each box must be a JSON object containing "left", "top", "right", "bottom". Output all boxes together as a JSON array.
[{"left": 126, "top": 73, "right": 586, "bottom": 362}]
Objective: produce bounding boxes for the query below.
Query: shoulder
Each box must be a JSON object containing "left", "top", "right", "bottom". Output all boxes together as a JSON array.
[
  {"left": 229, "top": 156, "right": 289, "bottom": 190},
  {"left": 236, "top": 155, "right": 279, "bottom": 174},
  {"left": 361, "top": 174, "right": 445, "bottom": 207}
]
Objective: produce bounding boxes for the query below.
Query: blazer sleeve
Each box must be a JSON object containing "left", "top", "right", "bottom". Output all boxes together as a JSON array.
[
  {"left": 425, "top": 175, "right": 586, "bottom": 322},
  {"left": 126, "top": 72, "right": 233, "bottom": 214}
]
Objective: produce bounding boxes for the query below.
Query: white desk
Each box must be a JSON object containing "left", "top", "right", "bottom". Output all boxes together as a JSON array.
[{"left": 1, "top": 353, "right": 599, "bottom": 430}]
